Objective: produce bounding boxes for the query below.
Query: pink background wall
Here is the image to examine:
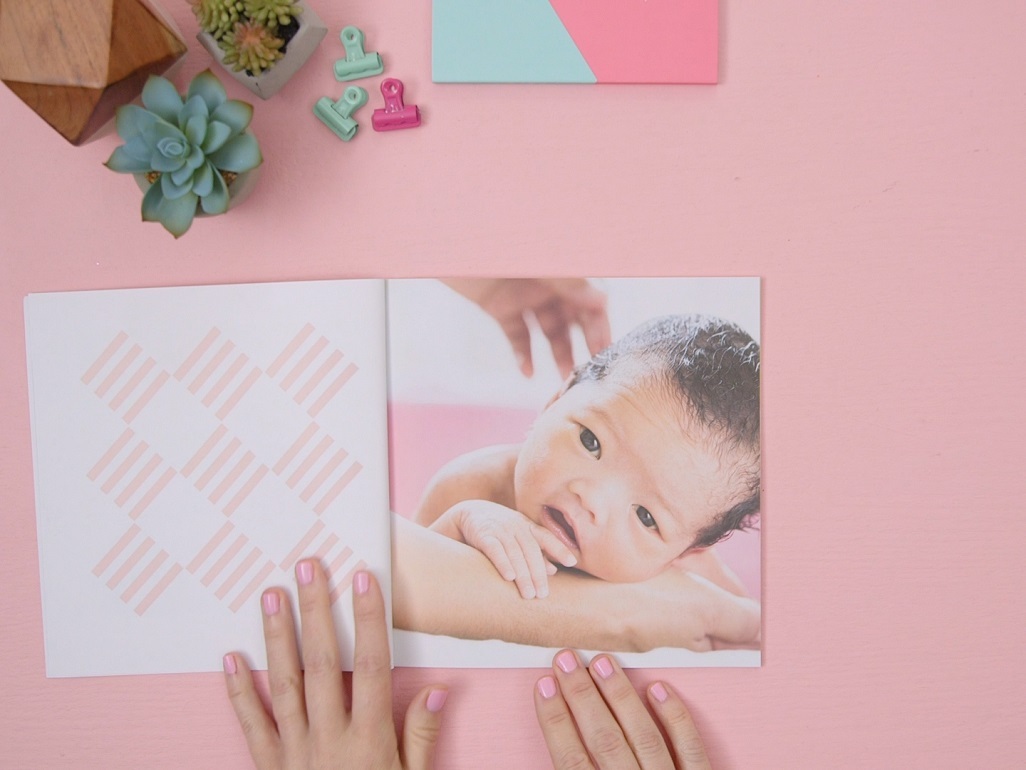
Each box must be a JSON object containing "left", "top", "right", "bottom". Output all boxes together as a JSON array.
[{"left": 2, "top": 0, "right": 1024, "bottom": 767}]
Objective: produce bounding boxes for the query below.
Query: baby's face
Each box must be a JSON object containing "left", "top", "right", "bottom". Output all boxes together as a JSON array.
[{"left": 514, "top": 371, "right": 753, "bottom": 583}]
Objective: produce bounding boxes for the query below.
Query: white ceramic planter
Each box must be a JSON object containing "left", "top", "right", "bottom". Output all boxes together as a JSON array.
[{"left": 197, "top": 2, "right": 327, "bottom": 99}]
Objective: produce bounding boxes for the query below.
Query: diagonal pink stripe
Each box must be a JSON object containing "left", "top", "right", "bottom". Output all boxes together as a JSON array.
[
  {"left": 82, "top": 332, "right": 128, "bottom": 385},
  {"left": 300, "top": 448, "right": 348, "bottom": 503},
  {"left": 308, "top": 362, "right": 358, "bottom": 418},
  {"left": 315, "top": 534, "right": 340, "bottom": 560},
  {"left": 281, "top": 336, "right": 328, "bottom": 391},
  {"left": 110, "top": 358, "right": 155, "bottom": 410},
  {"left": 267, "top": 323, "right": 314, "bottom": 378},
  {"left": 273, "top": 422, "right": 319, "bottom": 475},
  {"left": 101, "top": 440, "right": 149, "bottom": 494},
  {"left": 187, "top": 522, "right": 235, "bottom": 574},
  {"left": 329, "top": 559, "right": 367, "bottom": 604},
  {"left": 115, "top": 454, "right": 161, "bottom": 506},
  {"left": 202, "top": 534, "right": 248, "bottom": 587},
  {"left": 229, "top": 560, "right": 276, "bottom": 613},
  {"left": 203, "top": 352, "right": 248, "bottom": 407},
  {"left": 182, "top": 425, "right": 228, "bottom": 478},
  {"left": 209, "top": 451, "right": 254, "bottom": 504},
  {"left": 189, "top": 340, "right": 235, "bottom": 395},
  {"left": 327, "top": 546, "right": 353, "bottom": 576},
  {"left": 294, "top": 349, "right": 342, "bottom": 405},
  {"left": 215, "top": 547, "right": 262, "bottom": 600},
  {"left": 120, "top": 550, "right": 168, "bottom": 602},
  {"left": 222, "top": 465, "right": 268, "bottom": 517},
  {"left": 87, "top": 428, "right": 135, "bottom": 481},
  {"left": 216, "top": 366, "right": 261, "bottom": 420},
  {"left": 128, "top": 467, "right": 176, "bottom": 520},
  {"left": 92, "top": 525, "right": 141, "bottom": 577},
  {"left": 96, "top": 344, "right": 141, "bottom": 398},
  {"left": 106, "top": 536, "right": 154, "bottom": 589},
  {"left": 314, "top": 461, "right": 363, "bottom": 515},
  {"left": 196, "top": 437, "right": 241, "bottom": 491},
  {"left": 279, "top": 521, "right": 325, "bottom": 570},
  {"left": 287, "top": 435, "right": 332, "bottom": 489},
  {"left": 123, "top": 370, "right": 169, "bottom": 422},
  {"left": 175, "top": 328, "right": 220, "bottom": 381},
  {"left": 134, "top": 564, "right": 183, "bottom": 616}
]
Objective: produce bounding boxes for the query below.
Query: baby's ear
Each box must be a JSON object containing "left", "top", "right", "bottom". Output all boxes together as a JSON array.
[{"left": 669, "top": 548, "right": 709, "bottom": 571}]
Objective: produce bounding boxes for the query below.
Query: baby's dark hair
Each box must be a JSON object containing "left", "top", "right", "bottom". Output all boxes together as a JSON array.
[{"left": 568, "top": 314, "right": 760, "bottom": 549}]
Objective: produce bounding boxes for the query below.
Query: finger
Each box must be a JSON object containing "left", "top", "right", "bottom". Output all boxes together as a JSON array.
[
  {"left": 534, "top": 303, "right": 575, "bottom": 380},
  {"left": 578, "top": 306, "right": 612, "bottom": 356},
  {"left": 533, "top": 674, "right": 595, "bottom": 770},
  {"left": 295, "top": 559, "right": 347, "bottom": 736},
  {"left": 400, "top": 685, "right": 449, "bottom": 770},
  {"left": 588, "top": 656, "right": 674, "bottom": 769},
  {"left": 261, "top": 588, "right": 308, "bottom": 743},
  {"left": 223, "top": 653, "right": 282, "bottom": 770},
  {"left": 552, "top": 650, "right": 640, "bottom": 769},
  {"left": 503, "top": 538, "right": 538, "bottom": 599},
  {"left": 515, "top": 529, "right": 553, "bottom": 599},
  {"left": 476, "top": 535, "right": 518, "bottom": 582},
  {"left": 350, "top": 570, "right": 395, "bottom": 730},
  {"left": 531, "top": 523, "right": 579, "bottom": 569},
  {"left": 544, "top": 278, "right": 609, "bottom": 312},
  {"left": 647, "top": 682, "right": 711, "bottom": 770},
  {"left": 497, "top": 313, "right": 534, "bottom": 377},
  {"left": 690, "top": 573, "right": 762, "bottom": 645}
]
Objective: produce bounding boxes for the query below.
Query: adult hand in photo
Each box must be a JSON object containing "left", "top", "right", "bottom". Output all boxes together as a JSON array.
[
  {"left": 535, "top": 650, "right": 711, "bottom": 770},
  {"left": 442, "top": 278, "right": 611, "bottom": 379},
  {"left": 224, "top": 562, "right": 448, "bottom": 770}
]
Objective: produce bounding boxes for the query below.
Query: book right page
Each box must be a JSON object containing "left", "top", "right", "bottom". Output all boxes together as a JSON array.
[{"left": 387, "top": 278, "right": 761, "bottom": 668}]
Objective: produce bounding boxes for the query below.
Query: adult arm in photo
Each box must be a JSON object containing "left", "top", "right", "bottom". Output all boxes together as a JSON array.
[{"left": 391, "top": 516, "right": 760, "bottom": 653}]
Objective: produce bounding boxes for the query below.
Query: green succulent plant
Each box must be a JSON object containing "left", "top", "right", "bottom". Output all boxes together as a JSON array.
[
  {"left": 190, "top": 0, "right": 244, "bottom": 41},
  {"left": 105, "top": 70, "right": 263, "bottom": 238},
  {"left": 242, "top": 0, "right": 302, "bottom": 30},
  {"left": 220, "top": 19, "right": 285, "bottom": 75}
]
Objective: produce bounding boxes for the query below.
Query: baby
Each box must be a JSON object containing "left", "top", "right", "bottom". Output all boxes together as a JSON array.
[{"left": 415, "top": 314, "right": 760, "bottom": 599}]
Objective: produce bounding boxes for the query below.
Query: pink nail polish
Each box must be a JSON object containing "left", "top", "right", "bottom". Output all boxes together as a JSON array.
[
  {"left": 296, "top": 560, "right": 314, "bottom": 586},
  {"left": 537, "top": 676, "right": 557, "bottom": 699},
  {"left": 262, "top": 590, "right": 280, "bottom": 615},
  {"left": 593, "top": 656, "right": 614, "bottom": 680},
  {"left": 223, "top": 653, "right": 237, "bottom": 675},
  {"left": 426, "top": 688, "right": 448, "bottom": 713},
  {"left": 651, "top": 682, "right": 669, "bottom": 703},
  {"left": 354, "top": 570, "right": 369, "bottom": 595},
  {"left": 555, "top": 650, "right": 578, "bottom": 674}
]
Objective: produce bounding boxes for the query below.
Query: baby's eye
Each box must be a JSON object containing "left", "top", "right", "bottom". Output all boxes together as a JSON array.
[
  {"left": 635, "top": 506, "right": 658, "bottom": 531},
  {"left": 579, "top": 427, "right": 601, "bottom": 458}
]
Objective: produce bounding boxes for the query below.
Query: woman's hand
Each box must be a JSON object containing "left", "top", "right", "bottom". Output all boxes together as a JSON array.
[
  {"left": 535, "top": 650, "right": 711, "bottom": 770},
  {"left": 224, "top": 561, "right": 448, "bottom": 770}
]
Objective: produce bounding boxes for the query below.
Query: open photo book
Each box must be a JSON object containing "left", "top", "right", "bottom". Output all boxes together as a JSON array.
[{"left": 24, "top": 277, "right": 761, "bottom": 677}]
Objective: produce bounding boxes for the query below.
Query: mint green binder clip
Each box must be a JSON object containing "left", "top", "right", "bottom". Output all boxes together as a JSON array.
[
  {"left": 334, "top": 26, "right": 384, "bottom": 81},
  {"left": 314, "top": 86, "right": 368, "bottom": 141}
]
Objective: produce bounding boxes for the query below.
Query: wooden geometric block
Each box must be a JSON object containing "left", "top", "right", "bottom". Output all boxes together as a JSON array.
[{"left": 0, "top": 0, "right": 187, "bottom": 145}]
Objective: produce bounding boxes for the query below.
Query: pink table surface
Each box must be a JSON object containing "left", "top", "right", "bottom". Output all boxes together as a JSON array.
[{"left": 2, "top": 1, "right": 1025, "bottom": 768}]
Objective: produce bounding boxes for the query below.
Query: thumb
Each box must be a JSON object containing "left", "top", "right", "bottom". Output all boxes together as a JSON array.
[{"left": 401, "top": 685, "right": 448, "bottom": 770}]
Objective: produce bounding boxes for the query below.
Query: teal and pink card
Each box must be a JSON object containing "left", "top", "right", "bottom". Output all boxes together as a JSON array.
[{"left": 432, "top": 0, "right": 718, "bottom": 84}]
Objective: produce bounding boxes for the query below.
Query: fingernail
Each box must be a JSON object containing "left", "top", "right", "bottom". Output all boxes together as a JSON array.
[
  {"left": 651, "top": 682, "right": 669, "bottom": 703},
  {"left": 426, "top": 688, "right": 448, "bottom": 713},
  {"left": 562, "top": 554, "right": 577, "bottom": 567},
  {"left": 537, "top": 676, "right": 557, "bottom": 699},
  {"left": 354, "top": 570, "right": 369, "bottom": 595},
  {"left": 593, "top": 656, "right": 614, "bottom": 680},
  {"left": 262, "top": 590, "right": 280, "bottom": 616},
  {"left": 296, "top": 560, "right": 314, "bottom": 586},
  {"left": 555, "top": 650, "right": 578, "bottom": 674},
  {"left": 223, "top": 653, "right": 237, "bottom": 675}
]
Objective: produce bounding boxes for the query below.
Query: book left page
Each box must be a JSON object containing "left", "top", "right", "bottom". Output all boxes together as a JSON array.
[{"left": 25, "top": 280, "right": 390, "bottom": 677}]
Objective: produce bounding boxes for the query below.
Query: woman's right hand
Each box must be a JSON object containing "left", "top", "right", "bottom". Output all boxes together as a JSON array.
[{"left": 535, "top": 649, "right": 711, "bottom": 769}]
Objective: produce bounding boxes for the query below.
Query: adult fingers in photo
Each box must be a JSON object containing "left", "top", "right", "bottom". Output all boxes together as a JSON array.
[
  {"left": 294, "top": 558, "right": 347, "bottom": 737},
  {"left": 586, "top": 655, "right": 674, "bottom": 769},
  {"left": 349, "top": 570, "right": 395, "bottom": 730},
  {"left": 534, "top": 672, "right": 596, "bottom": 770},
  {"left": 646, "top": 681, "right": 712, "bottom": 770},
  {"left": 260, "top": 587, "right": 309, "bottom": 750},
  {"left": 400, "top": 683, "right": 450, "bottom": 770},
  {"left": 223, "top": 651, "right": 282, "bottom": 770}
]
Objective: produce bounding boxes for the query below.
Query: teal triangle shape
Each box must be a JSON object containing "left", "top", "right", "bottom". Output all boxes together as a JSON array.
[{"left": 433, "top": 0, "right": 596, "bottom": 83}]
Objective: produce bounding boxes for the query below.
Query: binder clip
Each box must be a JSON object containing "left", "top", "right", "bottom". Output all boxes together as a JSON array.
[
  {"left": 333, "top": 26, "right": 383, "bottom": 82},
  {"left": 313, "top": 86, "right": 368, "bottom": 141},
  {"left": 372, "top": 78, "right": 421, "bottom": 132}
]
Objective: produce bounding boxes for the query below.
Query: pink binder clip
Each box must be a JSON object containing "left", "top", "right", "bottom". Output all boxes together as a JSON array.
[{"left": 372, "top": 78, "right": 421, "bottom": 131}]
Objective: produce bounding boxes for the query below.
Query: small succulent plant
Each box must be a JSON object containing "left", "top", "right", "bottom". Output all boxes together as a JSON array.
[
  {"left": 191, "top": 0, "right": 302, "bottom": 76},
  {"left": 105, "top": 70, "right": 262, "bottom": 238}
]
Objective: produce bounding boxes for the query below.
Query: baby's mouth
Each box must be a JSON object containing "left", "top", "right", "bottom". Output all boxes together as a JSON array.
[{"left": 542, "top": 505, "right": 579, "bottom": 552}]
